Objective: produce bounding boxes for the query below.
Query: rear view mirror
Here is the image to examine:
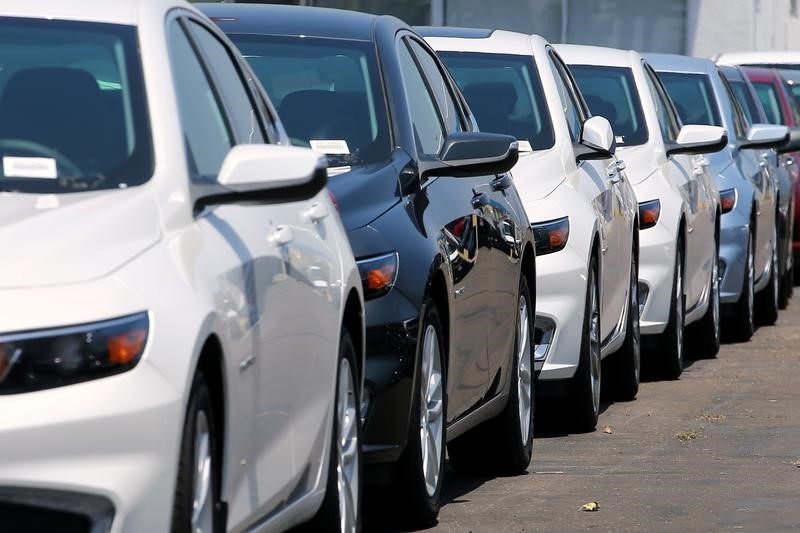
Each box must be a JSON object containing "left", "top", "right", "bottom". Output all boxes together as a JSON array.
[
  {"left": 195, "top": 144, "right": 327, "bottom": 213},
  {"left": 776, "top": 127, "right": 800, "bottom": 154},
  {"left": 432, "top": 131, "right": 519, "bottom": 177},
  {"left": 576, "top": 116, "right": 616, "bottom": 161},
  {"left": 741, "top": 123, "right": 789, "bottom": 150},
  {"left": 667, "top": 125, "right": 728, "bottom": 156}
]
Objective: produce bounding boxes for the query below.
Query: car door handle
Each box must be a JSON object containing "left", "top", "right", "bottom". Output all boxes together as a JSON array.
[
  {"left": 269, "top": 225, "right": 294, "bottom": 245},
  {"left": 606, "top": 160, "right": 625, "bottom": 183},
  {"left": 306, "top": 201, "right": 329, "bottom": 222},
  {"left": 491, "top": 174, "right": 513, "bottom": 191}
]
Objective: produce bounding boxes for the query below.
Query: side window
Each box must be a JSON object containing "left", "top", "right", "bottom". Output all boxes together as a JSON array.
[
  {"left": 406, "top": 38, "right": 463, "bottom": 135},
  {"left": 547, "top": 52, "right": 582, "bottom": 141},
  {"left": 168, "top": 20, "right": 231, "bottom": 179},
  {"left": 186, "top": 20, "right": 265, "bottom": 144},
  {"left": 720, "top": 77, "right": 748, "bottom": 138},
  {"left": 398, "top": 39, "right": 446, "bottom": 156},
  {"left": 644, "top": 65, "right": 680, "bottom": 142}
]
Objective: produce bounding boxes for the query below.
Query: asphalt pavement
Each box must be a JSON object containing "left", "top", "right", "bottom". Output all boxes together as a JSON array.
[{"left": 366, "top": 299, "right": 800, "bottom": 532}]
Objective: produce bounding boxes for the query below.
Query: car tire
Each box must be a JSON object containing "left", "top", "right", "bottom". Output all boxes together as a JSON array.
[
  {"left": 569, "top": 255, "right": 601, "bottom": 432},
  {"left": 304, "top": 328, "right": 362, "bottom": 533},
  {"left": 395, "top": 299, "right": 446, "bottom": 528},
  {"left": 659, "top": 240, "right": 685, "bottom": 380},
  {"left": 727, "top": 229, "right": 756, "bottom": 342},
  {"left": 780, "top": 264, "right": 793, "bottom": 309},
  {"left": 172, "top": 372, "right": 221, "bottom": 533},
  {"left": 690, "top": 235, "right": 721, "bottom": 358},
  {"left": 608, "top": 250, "right": 640, "bottom": 401},
  {"left": 756, "top": 225, "right": 779, "bottom": 326},
  {"left": 448, "top": 275, "right": 535, "bottom": 476}
]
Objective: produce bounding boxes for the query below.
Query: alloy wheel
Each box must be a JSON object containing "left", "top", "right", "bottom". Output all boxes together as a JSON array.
[
  {"left": 675, "top": 258, "right": 684, "bottom": 370},
  {"left": 747, "top": 234, "right": 755, "bottom": 330},
  {"left": 772, "top": 229, "right": 779, "bottom": 310},
  {"left": 630, "top": 263, "right": 641, "bottom": 383},
  {"left": 336, "top": 358, "right": 359, "bottom": 533},
  {"left": 517, "top": 294, "right": 533, "bottom": 446},
  {"left": 711, "top": 243, "right": 720, "bottom": 340},
  {"left": 589, "top": 275, "right": 601, "bottom": 417},
  {"left": 419, "top": 324, "right": 443, "bottom": 498},
  {"left": 191, "top": 411, "right": 213, "bottom": 533}
]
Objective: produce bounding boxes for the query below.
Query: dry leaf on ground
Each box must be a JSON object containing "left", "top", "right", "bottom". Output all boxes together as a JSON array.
[{"left": 580, "top": 501, "right": 600, "bottom": 512}]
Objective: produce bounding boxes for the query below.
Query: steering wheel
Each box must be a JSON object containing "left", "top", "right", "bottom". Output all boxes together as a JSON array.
[{"left": 0, "top": 139, "right": 83, "bottom": 178}]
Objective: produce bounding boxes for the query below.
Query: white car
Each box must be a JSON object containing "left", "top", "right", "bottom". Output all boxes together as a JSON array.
[
  {"left": 0, "top": 1, "right": 364, "bottom": 532},
  {"left": 557, "top": 45, "right": 725, "bottom": 378},
  {"left": 422, "top": 28, "right": 639, "bottom": 431}
]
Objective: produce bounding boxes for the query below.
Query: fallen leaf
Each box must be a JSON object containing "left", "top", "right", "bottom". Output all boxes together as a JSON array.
[
  {"left": 699, "top": 413, "right": 726, "bottom": 422},
  {"left": 675, "top": 430, "right": 700, "bottom": 443},
  {"left": 602, "top": 426, "right": 613, "bottom": 434},
  {"left": 580, "top": 501, "right": 600, "bottom": 512},
  {"left": 791, "top": 459, "right": 800, "bottom": 468}
]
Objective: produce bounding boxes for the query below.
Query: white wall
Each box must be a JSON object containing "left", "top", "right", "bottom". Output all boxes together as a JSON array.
[{"left": 687, "top": 0, "right": 800, "bottom": 58}]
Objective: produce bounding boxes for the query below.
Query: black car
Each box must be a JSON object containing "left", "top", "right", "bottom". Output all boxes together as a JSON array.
[{"left": 201, "top": 3, "right": 537, "bottom": 525}]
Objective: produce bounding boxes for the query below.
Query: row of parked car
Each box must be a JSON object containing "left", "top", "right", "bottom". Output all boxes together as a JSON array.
[{"left": 1, "top": 1, "right": 797, "bottom": 532}]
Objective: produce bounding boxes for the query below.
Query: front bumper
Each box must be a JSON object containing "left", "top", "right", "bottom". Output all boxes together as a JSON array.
[
  {"left": 638, "top": 220, "right": 676, "bottom": 336},
  {"left": 0, "top": 361, "right": 183, "bottom": 533},
  {"left": 533, "top": 241, "right": 587, "bottom": 382}
]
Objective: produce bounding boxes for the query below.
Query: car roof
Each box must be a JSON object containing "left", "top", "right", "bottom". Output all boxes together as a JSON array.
[
  {"left": 717, "top": 50, "right": 800, "bottom": 66},
  {"left": 420, "top": 27, "right": 540, "bottom": 56},
  {"left": 0, "top": 0, "right": 186, "bottom": 26},
  {"left": 196, "top": 2, "right": 379, "bottom": 41},
  {"left": 717, "top": 64, "right": 746, "bottom": 82},
  {"left": 644, "top": 53, "right": 716, "bottom": 75},
  {"left": 554, "top": 44, "right": 636, "bottom": 68}
]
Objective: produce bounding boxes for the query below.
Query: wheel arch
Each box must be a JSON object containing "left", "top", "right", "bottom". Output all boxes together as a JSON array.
[{"left": 342, "top": 288, "right": 365, "bottom": 384}]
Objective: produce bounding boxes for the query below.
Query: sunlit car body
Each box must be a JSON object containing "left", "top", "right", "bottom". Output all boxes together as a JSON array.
[
  {"left": 0, "top": 2, "right": 366, "bottom": 532},
  {"left": 204, "top": 5, "right": 538, "bottom": 527},
  {"left": 648, "top": 55, "right": 788, "bottom": 336},
  {"left": 559, "top": 46, "right": 724, "bottom": 376},
  {"left": 422, "top": 29, "right": 639, "bottom": 431}
]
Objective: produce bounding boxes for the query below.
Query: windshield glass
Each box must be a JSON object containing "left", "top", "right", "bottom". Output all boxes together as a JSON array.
[
  {"left": 437, "top": 52, "right": 555, "bottom": 151},
  {"left": 569, "top": 65, "right": 648, "bottom": 146},
  {"left": 727, "top": 79, "right": 761, "bottom": 124},
  {"left": 229, "top": 34, "right": 390, "bottom": 167},
  {"left": 752, "top": 81, "right": 787, "bottom": 125},
  {"left": 657, "top": 72, "right": 722, "bottom": 127},
  {"left": 0, "top": 17, "right": 153, "bottom": 194}
]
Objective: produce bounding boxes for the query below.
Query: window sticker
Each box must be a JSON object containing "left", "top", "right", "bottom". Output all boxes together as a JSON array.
[
  {"left": 517, "top": 140, "right": 534, "bottom": 152},
  {"left": 2, "top": 157, "right": 58, "bottom": 179},
  {"left": 310, "top": 140, "right": 350, "bottom": 155}
]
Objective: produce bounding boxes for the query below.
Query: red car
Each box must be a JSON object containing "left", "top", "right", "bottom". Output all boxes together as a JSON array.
[{"left": 743, "top": 67, "right": 800, "bottom": 292}]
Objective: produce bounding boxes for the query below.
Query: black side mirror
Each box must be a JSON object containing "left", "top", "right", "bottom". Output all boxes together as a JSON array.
[
  {"left": 778, "top": 127, "right": 800, "bottom": 154},
  {"left": 427, "top": 132, "right": 519, "bottom": 178}
]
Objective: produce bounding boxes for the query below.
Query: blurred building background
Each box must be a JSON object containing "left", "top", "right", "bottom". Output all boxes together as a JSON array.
[{"left": 196, "top": 0, "right": 800, "bottom": 56}]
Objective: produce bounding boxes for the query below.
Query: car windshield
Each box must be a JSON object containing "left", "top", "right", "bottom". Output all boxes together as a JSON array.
[
  {"left": 752, "top": 81, "right": 787, "bottom": 125},
  {"left": 437, "top": 52, "right": 555, "bottom": 151},
  {"left": 569, "top": 65, "right": 648, "bottom": 146},
  {"left": 0, "top": 17, "right": 153, "bottom": 194},
  {"left": 657, "top": 72, "right": 722, "bottom": 127},
  {"left": 727, "top": 79, "right": 761, "bottom": 124},
  {"left": 229, "top": 34, "right": 390, "bottom": 167}
]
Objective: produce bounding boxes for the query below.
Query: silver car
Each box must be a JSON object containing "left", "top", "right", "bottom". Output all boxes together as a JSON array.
[{"left": 647, "top": 54, "right": 789, "bottom": 341}]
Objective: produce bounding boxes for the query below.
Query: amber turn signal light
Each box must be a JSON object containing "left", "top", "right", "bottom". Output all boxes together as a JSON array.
[
  {"left": 719, "top": 188, "right": 736, "bottom": 214},
  {"left": 638, "top": 199, "right": 661, "bottom": 230}
]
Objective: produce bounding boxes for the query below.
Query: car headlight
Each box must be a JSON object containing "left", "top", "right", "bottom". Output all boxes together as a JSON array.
[
  {"left": 0, "top": 312, "right": 149, "bottom": 394},
  {"left": 532, "top": 217, "right": 569, "bottom": 255},
  {"left": 356, "top": 252, "right": 398, "bottom": 300},
  {"left": 719, "top": 188, "right": 737, "bottom": 214}
]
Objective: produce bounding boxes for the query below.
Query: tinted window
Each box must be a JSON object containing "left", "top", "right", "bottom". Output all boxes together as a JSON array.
[
  {"left": 170, "top": 21, "right": 232, "bottom": 180},
  {"left": 728, "top": 79, "right": 762, "bottom": 124},
  {"left": 230, "top": 34, "right": 390, "bottom": 167},
  {"left": 752, "top": 82, "right": 786, "bottom": 125},
  {"left": 407, "top": 39, "right": 462, "bottom": 135},
  {"left": 719, "top": 76, "right": 748, "bottom": 137},
  {"left": 570, "top": 65, "right": 649, "bottom": 146},
  {"left": 548, "top": 54, "right": 582, "bottom": 141},
  {"left": 0, "top": 17, "right": 153, "bottom": 193},
  {"left": 643, "top": 65, "right": 677, "bottom": 141},
  {"left": 657, "top": 72, "right": 722, "bottom": 127},
  {"left": 186, "top": 21, "right": 264, "bottom": 144},
  {"left": 398, "top": 41, "right": 446, "bottom": 156},
  {"left": 439, "top": 52, "right": 555, "bottom": 150}
]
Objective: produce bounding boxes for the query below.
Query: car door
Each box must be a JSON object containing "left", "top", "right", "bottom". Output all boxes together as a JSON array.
[
  {"left": 397, "top": 36, "right": 492, "bottom": 421},
  {"left": 170, "top": 16, "right": 339, "bottom": 528}
]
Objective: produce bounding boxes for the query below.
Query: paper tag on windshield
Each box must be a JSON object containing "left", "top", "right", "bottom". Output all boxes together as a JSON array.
[
  {"left": 3, "top": 156, "right": 57, "bottom": 179},
  {"left": 310, "top": 140, "right": 350, "bottom": 155},
  {"left": 615, "top": 136, "right": 625, "bottom": 144},
  {"left": 517, "top": 140, "right": 533, "bottom": 152}
]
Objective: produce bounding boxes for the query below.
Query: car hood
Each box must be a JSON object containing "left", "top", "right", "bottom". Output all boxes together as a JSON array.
[
  {"left": 509, "top": 150, "right": 567, "bottom": 203},
  {"left": 0, "top": 188, "right": 162, "bottom": 289},
  {"left": 326, "top": 160, "right": 402, "bottom": 231}
]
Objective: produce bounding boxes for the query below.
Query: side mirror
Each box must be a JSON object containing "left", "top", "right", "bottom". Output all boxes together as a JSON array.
[
  {"left": 666, "top": 124, "right": 728, "bottom": 156},
  {"left": 776, "top": 127, "right": 800, "bottom": 154},
  {"left": 430, "top": 131, "right": 519, "bottom": 178},
  {"left": 195, "top": 144, "right": 327, "bottom": 213},
  {"left": 741, "top": 123, "right": 790, "bottom": 150},
  {"left": 575, "top": 116, "right": 616, "bottom": 161}
]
